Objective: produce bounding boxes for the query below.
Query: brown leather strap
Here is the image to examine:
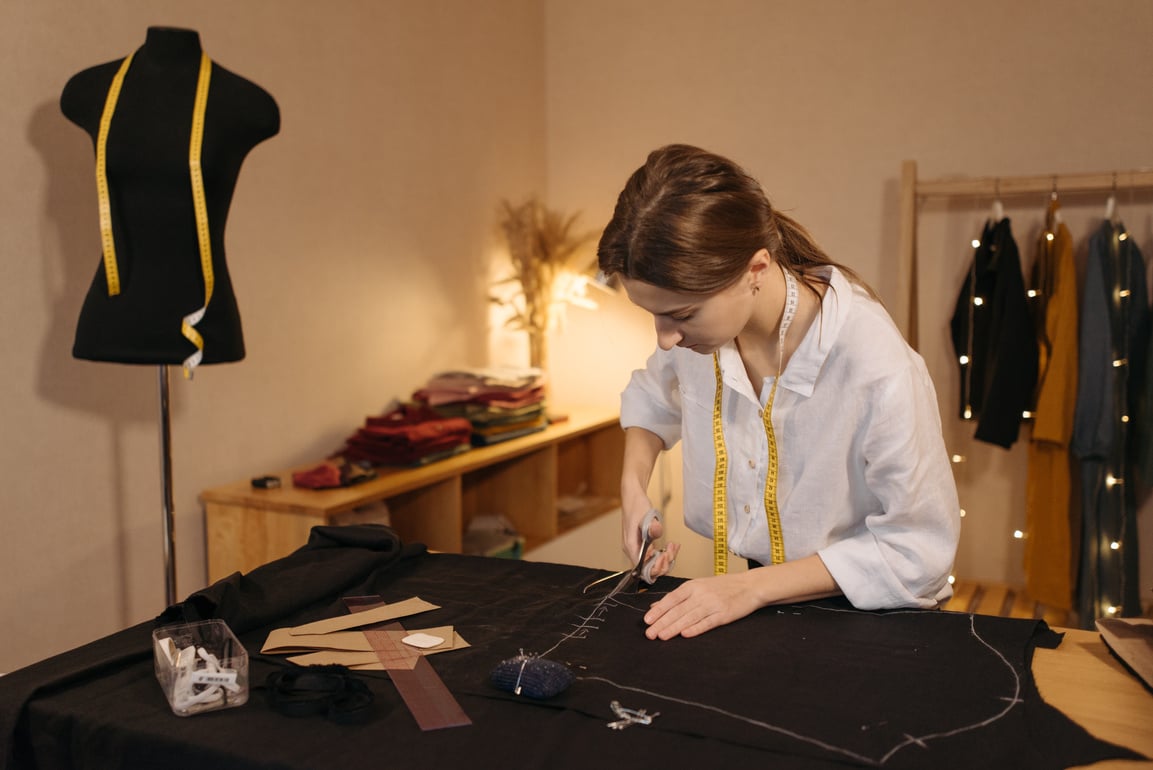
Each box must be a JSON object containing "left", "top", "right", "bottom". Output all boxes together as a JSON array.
[{"left": 344, "top": 596, "right": 471, "bottom": 730}]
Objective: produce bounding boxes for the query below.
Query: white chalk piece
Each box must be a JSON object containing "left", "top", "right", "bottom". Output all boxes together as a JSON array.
[{"left": 402, "top": 633, "right": 445, "bottom": 649}]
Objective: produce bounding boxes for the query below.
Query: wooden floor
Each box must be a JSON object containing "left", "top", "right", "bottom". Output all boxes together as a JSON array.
[{"left": 942, "top": 579, "right": 1073, "bottom": 628}]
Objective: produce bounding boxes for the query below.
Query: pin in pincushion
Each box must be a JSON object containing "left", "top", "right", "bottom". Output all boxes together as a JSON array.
[{"left": 490, "top": 653, "right": 573, "bottom": 699}]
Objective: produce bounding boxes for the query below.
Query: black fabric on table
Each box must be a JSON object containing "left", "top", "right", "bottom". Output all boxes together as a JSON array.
[{"left": 1, "top": 526, "right": 1145, "bottom": 770}]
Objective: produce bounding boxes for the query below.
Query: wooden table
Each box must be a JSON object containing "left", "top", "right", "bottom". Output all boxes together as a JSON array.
[{"left": 1034, "top": 627, "right": 1153, "bottom": 768}]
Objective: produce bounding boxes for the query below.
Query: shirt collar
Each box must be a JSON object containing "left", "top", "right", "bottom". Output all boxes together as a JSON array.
[{"left": 718, "top": 265, "right": 853, "bottom": 402}]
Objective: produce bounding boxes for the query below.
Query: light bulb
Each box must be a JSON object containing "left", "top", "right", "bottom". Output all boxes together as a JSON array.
[
  {"left": 971, "top": 239, "right": 980, "bottom": 248},
  {"left": 1119, "top": 232, "right": 1129, "bottom": 241},
  {"left": 973, "top": 297, "right": 984, "bottom": 307},
  {"left": 1022, "top": 410, "right": 1033, "bottom": 419},
  {"left": 1026, "top": 289, "right": 1038, "bottom": 298},
  {"left": 963, "top": 406, "right": 972, "bottom": 420},
  {"left": 947, "top": 574, "right": 956, "bottom": 585},
  {"left": 959, "top": 509, "right": 966, "bottom": 518},
  {"left": 1110, "top": 541, "right": 1120, "bottom": 550},
  {"left": 958, "top": 355, "right": 969, "bottom": 365},
  {"left": 1045, "top": 232, "right": 1054, "bottom": 242},
  {"left": 1106, "top": 605, "right": 1119, "bottom": 615},
  {"left": 1013, "top": 529, "right": 1024, "bottom": 539}
]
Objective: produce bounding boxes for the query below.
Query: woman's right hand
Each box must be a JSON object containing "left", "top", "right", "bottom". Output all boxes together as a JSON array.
[
  {"left": 619, "top": 426, "right": 678, "bottom": 580},
  {"left": 620, "top": 496, "right": 679, "bottom": 581}
]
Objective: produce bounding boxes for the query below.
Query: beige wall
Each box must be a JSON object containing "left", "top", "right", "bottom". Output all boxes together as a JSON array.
[
  {"left": 545, "top": 0, "right": 1153, "bottom": 599},
  {"left": 4, "top": 1, "right": 1152, "bottom": 673},
  {"left": 1, "top": 0, "right": 551, "bottom": 673}
]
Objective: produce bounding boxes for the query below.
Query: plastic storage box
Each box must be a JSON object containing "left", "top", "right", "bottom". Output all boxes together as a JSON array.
[{"left": 153, "top": 619, "right": 249, "bottom": 716}]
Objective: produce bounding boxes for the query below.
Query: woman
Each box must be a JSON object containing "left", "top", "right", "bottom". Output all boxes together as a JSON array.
[{"left": 599, "top": 145, "right": 959, "bottom": 640}]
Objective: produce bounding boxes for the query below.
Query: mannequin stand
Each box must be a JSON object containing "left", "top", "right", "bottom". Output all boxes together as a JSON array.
[{"left": 158, "top": 365, "right": 177, "bottom": 607}]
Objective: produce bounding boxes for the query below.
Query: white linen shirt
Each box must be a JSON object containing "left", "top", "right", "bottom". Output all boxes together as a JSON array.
[{"left": 620, "top": 267, "right": 960, "bottom": 609}]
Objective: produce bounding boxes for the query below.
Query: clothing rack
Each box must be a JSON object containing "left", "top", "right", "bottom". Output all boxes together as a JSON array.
[{"left": 896, "top": 159, "right": 1153, "bottom": 348}]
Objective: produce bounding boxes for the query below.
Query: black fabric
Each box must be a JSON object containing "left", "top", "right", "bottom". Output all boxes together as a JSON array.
[
  {"left": 2, "top": 536, "right": 1144, "bottom": 770},
  {"left": 950, "top": 217, "right": 1038, "bottom": 448}
]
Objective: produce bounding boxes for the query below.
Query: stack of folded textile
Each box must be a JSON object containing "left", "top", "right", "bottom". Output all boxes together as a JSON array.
[
  {"left": 340, "top": 402, "right": 473, "bottom": 467},
  {"left": 413, "top": 367, "right": 549, "bottom": 446}
]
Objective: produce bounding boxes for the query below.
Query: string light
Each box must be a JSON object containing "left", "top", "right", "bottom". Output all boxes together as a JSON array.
[
  {"left": 1110, "top": 541, "right": 1121, "bottom": 550},
  {"left": 1026, "top": 289, "right": 1038, "bottom": 298},
  {"left": 959, "top": 508, "right": 966, "bottom": 518},
  {"left": 1105, "top": 605, "right": 1119, "bottom": 615},
  {"left": 1012, "top": 530, "right": 1025, "bottom": 540},
  {"left": 1112, "top": 358, "right": 1127, "bottom": 368},
  {"left": 947, "top": 575, "right": 956, "bottom": 585},
  {"left": 1121, "top": 415, "right": 1130, "bottom": 423},
  {"left": 1119, "top": 289, "right": 1131, "bottom": 298},
  {"left": 971, "top": 239, "right": 980, "bottom": 248},
  {"left": 1021, "top": 410, "right": 1033, "bottom": 419},
  {"left": 951, "top": 454, "right": 965, "bottom": 463},
  {"left": 1105, "top": 473, "right": 1122, "bottom": 488},
  {"left": 958, "top": 355, "right": 969, "bottom": 365},
  {"left": 1045, "top": 232, "right": 1055, "bottom": 242},
  {"left": 1118, "top": 232, "right": 1129, "bottom": 241},
  {"left": 972, "top": 297, "right": 984, "bottom": 306},
  {"left": 962, "top": 406, "right": 972, "bottom": 420}
]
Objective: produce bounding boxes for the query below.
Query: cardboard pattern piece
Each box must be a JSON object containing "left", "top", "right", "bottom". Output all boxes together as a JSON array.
[{"left": 260, "top": 597, "right": 471, "bottom": 668}]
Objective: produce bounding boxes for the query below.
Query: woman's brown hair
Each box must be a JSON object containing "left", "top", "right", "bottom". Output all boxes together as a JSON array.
[{"left": 598, "top": 144, "right": 873, "bottom": 299}]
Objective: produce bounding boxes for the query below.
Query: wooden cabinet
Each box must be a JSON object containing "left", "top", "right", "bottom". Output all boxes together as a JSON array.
[{"left": 201, "top": 408, "right": 624, "bottom": 582}]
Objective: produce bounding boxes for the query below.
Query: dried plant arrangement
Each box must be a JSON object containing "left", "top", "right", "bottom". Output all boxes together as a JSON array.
[{"left": 491, "top": 197, "right": 595, "bottom": 371}]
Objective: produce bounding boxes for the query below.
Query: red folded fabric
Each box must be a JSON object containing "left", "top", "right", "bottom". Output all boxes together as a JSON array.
[
  {"left": 340, "top": 403, "right": 473, "bottom": 466},
  {"left": 292, "top": 462, "right": 344, "bottom": 489}
]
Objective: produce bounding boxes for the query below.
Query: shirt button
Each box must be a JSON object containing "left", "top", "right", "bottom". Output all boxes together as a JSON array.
[
  {"left": 743, "top": 504, "right": 751, "bottom": 513},
  {"left": 748, "top": 459, "right": 756, "bottom": 469}
]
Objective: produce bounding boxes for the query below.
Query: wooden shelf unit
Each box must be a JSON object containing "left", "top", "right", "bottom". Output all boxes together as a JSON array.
[{"left": 201, "top": 407, "right": 624, "bottom": 582}]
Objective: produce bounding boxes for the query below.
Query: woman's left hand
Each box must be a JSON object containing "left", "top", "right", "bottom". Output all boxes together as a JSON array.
[
  {"left": 642, "top": 554, "right": 839, "bottom": 640},
  {"left": 642, "top": 572, "right": 762, "bottom": 640}
]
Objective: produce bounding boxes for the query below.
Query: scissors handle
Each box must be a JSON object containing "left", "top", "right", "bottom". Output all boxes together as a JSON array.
[{"left": 634, "top": 508, "right": 662, "bottom": 584}]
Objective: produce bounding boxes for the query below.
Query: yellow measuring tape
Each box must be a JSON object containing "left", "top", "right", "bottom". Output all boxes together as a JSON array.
[
  {"left": 95, "top": 53, "right": 134, "bottom": 296},
  {"left": 179, "top": 53, "right": 215, "bottom": 376},
  {"left": 94, "top": 51, "right": 215, "bottom": 377},
  {"left": 710, "top": 266, "right": 797, "bottom": 574}
]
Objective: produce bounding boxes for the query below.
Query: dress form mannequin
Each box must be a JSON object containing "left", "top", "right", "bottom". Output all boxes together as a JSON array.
[{"left": 61, "top": 26, "right": 280, "bottom": 365}]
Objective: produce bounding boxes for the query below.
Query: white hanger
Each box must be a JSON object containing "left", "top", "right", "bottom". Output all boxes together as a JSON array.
[
  {"left": 1050, "top": 177, "right": 1063, "bottom": 224},
  {"left": 1105, "top": 172, "right": 1117, "bottom": 223},
  {"left": 990, "top": 178, "right": 1004, "bottom": 222}
]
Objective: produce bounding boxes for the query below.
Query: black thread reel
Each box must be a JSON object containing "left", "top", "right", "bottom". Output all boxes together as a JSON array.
[{"left": 489, "top": 652, "right": 573, "bottom": 699}]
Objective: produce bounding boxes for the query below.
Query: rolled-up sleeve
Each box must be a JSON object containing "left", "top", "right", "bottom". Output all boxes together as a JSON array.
[
  {"left": 817, "top": 363, "right": 960, "bottom": 609},
  {"left": 620, "top": 347, "right": 685, "bottom": 449}
]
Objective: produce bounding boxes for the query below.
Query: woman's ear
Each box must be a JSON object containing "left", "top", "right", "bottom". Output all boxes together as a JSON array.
[{"left": 747, "top": 248, "right": 772, "bottom": 290}]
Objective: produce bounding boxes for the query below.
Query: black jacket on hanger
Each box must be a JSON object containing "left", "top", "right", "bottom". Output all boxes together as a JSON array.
[{"left": 950, "top": 218, "right": 1038, "bottom": 449}]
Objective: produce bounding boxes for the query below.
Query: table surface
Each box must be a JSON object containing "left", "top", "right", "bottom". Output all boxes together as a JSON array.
[
  {"left": 4, "top": 542, "right": 1152, "bottom": 770},
  {"left": 1034, "top": 627, "right": 1153, "bottom": 769}
]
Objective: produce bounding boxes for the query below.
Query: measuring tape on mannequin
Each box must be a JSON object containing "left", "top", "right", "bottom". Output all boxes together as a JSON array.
[
  {"left": 711, "top": 266, "right": 797, "bottom": 575},
  {"left": 96, "top": 52, "right": 215, "bottom": 377}
]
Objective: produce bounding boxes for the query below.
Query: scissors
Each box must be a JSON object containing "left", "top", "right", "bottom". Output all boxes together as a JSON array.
[{"left": 585, "top": 508, "right": 663, "bottom": 599}]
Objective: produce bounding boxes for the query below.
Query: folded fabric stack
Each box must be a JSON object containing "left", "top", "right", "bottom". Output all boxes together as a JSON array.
[
  {"left": 340, "top": 402, "right": 473, "bottom": 467},
  {"left": 413, "top": 367, "right": 549, "bottom": 446}
]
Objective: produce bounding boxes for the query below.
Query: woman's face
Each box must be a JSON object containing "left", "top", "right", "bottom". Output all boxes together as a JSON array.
[{"left": 621, "top": 274, "right": 754, "bottom": 355}]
